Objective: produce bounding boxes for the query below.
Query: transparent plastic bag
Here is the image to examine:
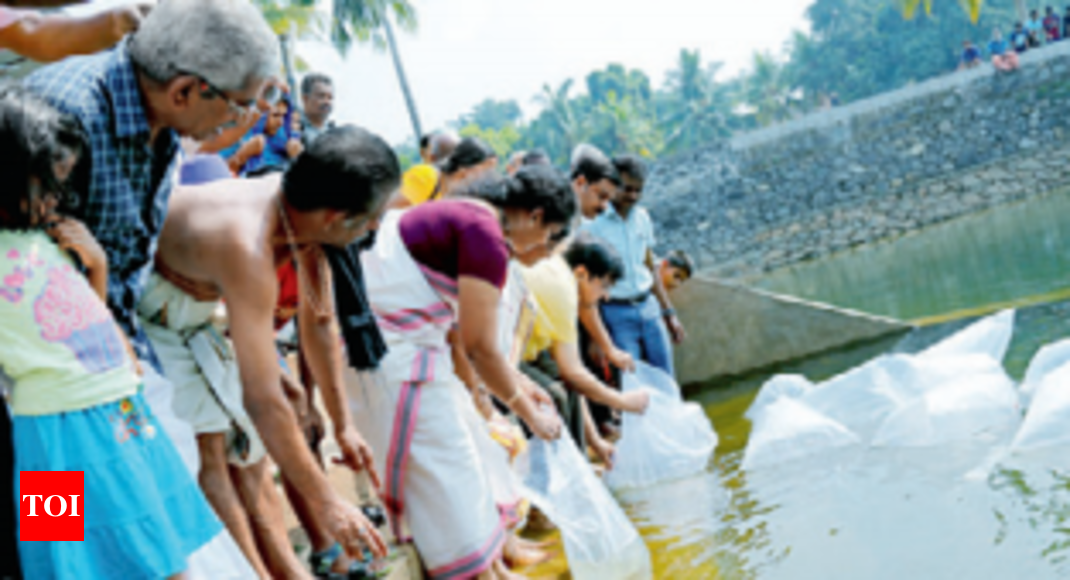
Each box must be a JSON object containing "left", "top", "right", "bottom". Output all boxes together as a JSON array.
[
  {"left": 744, "top": 312, "right": 1018, "bottom": 466},
  {"left": 1018, "top": 339, "right": 1070, "bottom": 407},
  {"left": 872, "top": 372, "right": 1020, "bottom": 447},
  {"left": 1012, "top": 363, "right": 1070, "bottom": 453},
  {"left": 743, "top": 396, "right": 861, "bottom": 470},
  {"left": 518, "top": 430, "right": 652, "bottom": 580},
  {"left": 746, "top": 374, "right": 813, "bottom": 421},
  {"left": 605, "top": 363, "right": 718, "bottom": 490}
]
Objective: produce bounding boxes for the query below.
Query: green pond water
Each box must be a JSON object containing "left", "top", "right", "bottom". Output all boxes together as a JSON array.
[{"left": 524, "top": 191, "right": 1070, "bottom": 579}]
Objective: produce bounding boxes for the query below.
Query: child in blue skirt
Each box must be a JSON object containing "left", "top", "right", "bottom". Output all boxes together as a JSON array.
[{"left": 0, "top": 85, "right": 223, "bottom": 579}]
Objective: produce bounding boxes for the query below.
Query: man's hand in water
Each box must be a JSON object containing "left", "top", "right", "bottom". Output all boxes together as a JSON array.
[
  {"left": 333, "top": 424, "right": 382, "bottom": 491},
  {"left": 323, "top": 498, "right": 388, "bottom": 560}
]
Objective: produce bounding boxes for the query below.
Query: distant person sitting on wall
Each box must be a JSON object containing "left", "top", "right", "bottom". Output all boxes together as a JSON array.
[
  {"left": 1010, "top": 21, "right": 1030, "bottom": 53},
  {"left": 1027, "top": 10, "right": 1044, "bottom": 47},
  {"left": 1045, "top": 6, "right": 1062, "bottom": 41},
  {"left": 989, "top": 28, "right": 1021, "bottom": 72},
  {"left": 829, "top": 92, "right": 840, "bottom": 107},
  {"left": 659, "top": 250, "right": 695, "bottom": 293},
  {"left": 959, "top": 40, "right": 982, "bottom": 70}
]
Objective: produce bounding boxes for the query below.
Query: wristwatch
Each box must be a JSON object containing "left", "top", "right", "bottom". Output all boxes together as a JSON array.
[{"left": 662, "top": 307, "right": 676, "bottom": 318}]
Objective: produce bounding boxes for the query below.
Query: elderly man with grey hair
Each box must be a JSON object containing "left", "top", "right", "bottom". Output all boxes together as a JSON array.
[{"left": 24, "top": 1, "right": 381, "bottom": 578}]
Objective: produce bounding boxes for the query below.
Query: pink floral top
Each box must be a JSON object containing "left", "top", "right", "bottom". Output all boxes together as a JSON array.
[{"left": 0, "top": 231, "right": 138, "bottom": 416}]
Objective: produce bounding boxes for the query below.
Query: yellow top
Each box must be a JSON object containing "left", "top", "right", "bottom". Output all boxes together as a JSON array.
[
  {"left": 400, "top": 164, "right": 441, "bottom": 206},
  {"left": 0, "top": 231, "right": 139, "bottom": 416},
  {"left": 520, "top": 255, "right": 579, "bottom": 362}
]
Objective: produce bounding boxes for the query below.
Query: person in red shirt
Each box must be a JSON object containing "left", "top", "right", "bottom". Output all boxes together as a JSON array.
[{"left": 1044, "top": 6, "right": 1062, "bottom": 41}]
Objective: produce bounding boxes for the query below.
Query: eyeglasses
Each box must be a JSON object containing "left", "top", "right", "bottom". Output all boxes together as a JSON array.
[{"left": 180, "top": 70, "right": 279, "bottom": 116}]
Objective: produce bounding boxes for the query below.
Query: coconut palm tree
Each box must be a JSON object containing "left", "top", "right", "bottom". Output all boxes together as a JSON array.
[
  {"left": 330, "top": 0, "right": 421, "bottom": 141},
  {"left": 896, "top": 0, "right": 991, "bottom": 23},
  {"left": 661, "top": 49, "right": 731, "bottom": 152},
  {"left": 254, "top": 0, "right": 422, "bottom": 141}
]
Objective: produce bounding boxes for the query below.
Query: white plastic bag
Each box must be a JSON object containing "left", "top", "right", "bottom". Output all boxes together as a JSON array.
[
  {"left": 872, "top": 372, "right": 1020, "bottom": 447},
  {"left": 918, "top": 309, "right": 1015, "bottom": 362},
  {"left": 1018, "top": 339, "right": 1070, "bottom": 408},
  {"left": 743, "top": 396, "right": 861, "bottom": 470},
  {"left": 605, "top": 363, "right": 718, "bottom": 490},
  {"left": 1012, "top": 363, "right": 1070, "bottom": 453},
  {"left": 745, "top": 374, "right": 813, "bottom": 421},
  {"left": 519, "top": 431, "right": 652, "bottom": 580}
]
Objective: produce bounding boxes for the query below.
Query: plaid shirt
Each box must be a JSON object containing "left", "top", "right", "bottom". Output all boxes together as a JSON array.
[{"left": 25, "top": 41, "right": 181, "bottom": 363}]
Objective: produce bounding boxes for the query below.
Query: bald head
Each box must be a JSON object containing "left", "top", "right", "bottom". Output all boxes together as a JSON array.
[{"left": 428, "top": 132, "right": 460, "bottom": 164}]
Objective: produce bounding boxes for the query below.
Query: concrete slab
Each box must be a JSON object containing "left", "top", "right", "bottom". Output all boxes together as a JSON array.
[{"left": 672, "top": 275, "right": 913, "bottom": 385}]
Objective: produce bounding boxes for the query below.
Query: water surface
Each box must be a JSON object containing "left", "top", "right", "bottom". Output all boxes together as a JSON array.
[{"left": 752, "top": 190, "right": 1070, "bottom": 324}]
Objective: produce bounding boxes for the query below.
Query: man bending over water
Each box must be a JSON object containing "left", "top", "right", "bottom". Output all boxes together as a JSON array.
[{"left": 140, "top": 127, "right": 396, "bottom": 575}]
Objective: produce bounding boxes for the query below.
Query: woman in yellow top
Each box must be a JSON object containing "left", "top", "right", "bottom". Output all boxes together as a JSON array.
[
  {"left": 392, "top": 137, "right": 499, "bottom": 208},
  {"left": 0, "top": 85, "right": 223, "bottom": 580}
]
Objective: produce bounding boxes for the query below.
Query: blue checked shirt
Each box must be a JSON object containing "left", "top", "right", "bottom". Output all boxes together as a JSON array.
[{"left": 25, "top": 41, "right": 181, "bottom": 363}]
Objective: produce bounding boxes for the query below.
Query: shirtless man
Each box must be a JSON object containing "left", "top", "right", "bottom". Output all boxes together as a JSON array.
[{"left": 140, "top": 126, "right": 397, "bottom": 576}]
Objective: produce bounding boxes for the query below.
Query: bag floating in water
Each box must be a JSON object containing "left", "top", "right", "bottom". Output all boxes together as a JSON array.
[
  {"left": 518, "top": 426, "right": 652, "bottom": 580},
  {"left": 744, "top": 310, "right": 1021, "bottom": 470},
  {"left": 605, "top": 362, "right": 718, "bottom": 490}
]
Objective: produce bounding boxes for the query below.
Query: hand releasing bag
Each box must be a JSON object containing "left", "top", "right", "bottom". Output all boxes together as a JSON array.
[
  {"left": 519, "top": 429, "right": 652, "bottom": 580},
  {"left": 605, "top": 362, "right": 718, "bottom": 490}
]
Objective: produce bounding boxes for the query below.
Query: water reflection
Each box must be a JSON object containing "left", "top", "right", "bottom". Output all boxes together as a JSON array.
[{"left": 752, "top": 190, "right": 1070, "bottom": 323}]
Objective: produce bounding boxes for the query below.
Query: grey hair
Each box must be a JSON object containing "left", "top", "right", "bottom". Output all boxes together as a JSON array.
[
  {"left": 129, "top": 0, "right": 280, "bottom": 91},
  {"left": 570, "top": 143, "right": 608, "bottom": 170},
  {"left": 428, "top": 131, "right": 460, "bottom": 164}
]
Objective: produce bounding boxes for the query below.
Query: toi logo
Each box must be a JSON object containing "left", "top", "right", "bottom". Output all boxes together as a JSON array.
[{"left": 19, "top": 471, "right": 84, "bottom": 541}]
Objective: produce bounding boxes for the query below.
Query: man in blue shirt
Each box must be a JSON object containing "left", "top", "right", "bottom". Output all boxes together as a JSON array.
[{"left": 582, "top": 154, "right": 686, "bottom": 376}]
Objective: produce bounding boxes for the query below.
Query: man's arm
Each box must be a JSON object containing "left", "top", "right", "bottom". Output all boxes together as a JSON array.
[
  {"left": 0, "top": 4, "right": 148, "bottom": 62},
  {"left": 646, "top": 247, "right": 686, "bottom": 344},
  {"left": 552, "top": 341, "right": 647, "bottom": 413},
  {"left": 222, "top": 254, "right": 385, "bottom": 559},
  {"left": 294, "top": 246, "right": 381, "bottom": 489},
  {"left": 578, "top": 298, "right": 634, "bottom": 371}
]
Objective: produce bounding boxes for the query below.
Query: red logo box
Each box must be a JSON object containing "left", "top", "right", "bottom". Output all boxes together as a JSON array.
[{"left": 19, "top": 471, "right": 84, "bottom": 541}]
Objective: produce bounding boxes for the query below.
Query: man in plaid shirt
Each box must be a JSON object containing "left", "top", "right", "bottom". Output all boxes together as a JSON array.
[{"left": 23, "top": 0, "right": 385, "bottom": 577}]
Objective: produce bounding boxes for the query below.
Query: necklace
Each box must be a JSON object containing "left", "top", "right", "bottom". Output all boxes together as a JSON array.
[{"left": 276, "top": 197, "right": 330, "bottom": 320}]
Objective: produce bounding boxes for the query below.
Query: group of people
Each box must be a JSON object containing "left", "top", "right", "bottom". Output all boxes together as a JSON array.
[
  {"left": 0, "top": 1, "right": 697, "bottom": 579},
  {"left": 961, "top": 7, "right": 1070, "bottom": 72}
]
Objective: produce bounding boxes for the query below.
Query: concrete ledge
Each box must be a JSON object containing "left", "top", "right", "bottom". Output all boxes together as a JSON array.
[{"left": 673, "top": 275, "right": 913, "bottom": 385}]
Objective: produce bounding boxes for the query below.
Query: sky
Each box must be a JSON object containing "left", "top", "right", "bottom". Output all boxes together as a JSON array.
[
  {"left": 70, "top": 0, "right": 814, "bottom": 145},
  {"left": 297, "top": 0, "right": 814, "bottom": 145}
]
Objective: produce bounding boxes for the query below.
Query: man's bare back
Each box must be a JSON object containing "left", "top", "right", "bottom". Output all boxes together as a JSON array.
[{"left": 155, "top": 173, "right": 285, "bottom": 303}]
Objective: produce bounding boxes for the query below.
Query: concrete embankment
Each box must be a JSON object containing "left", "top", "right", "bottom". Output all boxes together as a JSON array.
[{"left": 672, "top": 275, "right": 912, "bottom": 385}]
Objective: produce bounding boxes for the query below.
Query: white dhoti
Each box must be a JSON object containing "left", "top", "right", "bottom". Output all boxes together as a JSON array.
[
  {"left": 350, "top": 210, "right": 511, "bottom": 579},
  {"left": 137, "top": 273, "right": 266, "bottom": 466}
]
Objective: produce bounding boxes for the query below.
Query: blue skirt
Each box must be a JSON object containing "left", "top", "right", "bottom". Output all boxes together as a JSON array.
[{"left": 14, "top": 393, "right": 223, "bottom": 580}]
